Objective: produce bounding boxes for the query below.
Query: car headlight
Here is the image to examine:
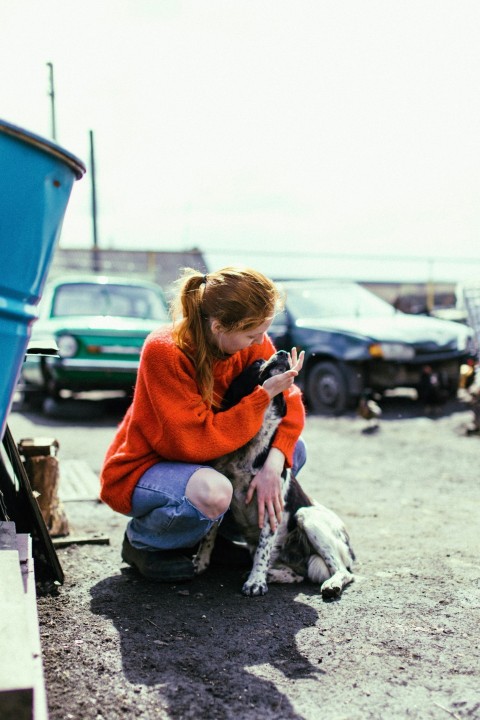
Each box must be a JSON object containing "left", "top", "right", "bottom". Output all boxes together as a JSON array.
[
  {"left": 369, "top": 343, "right": 415, "bottom": 360},
  {"left": 56, "top": 334, "right": 78, "bottom": 358}
]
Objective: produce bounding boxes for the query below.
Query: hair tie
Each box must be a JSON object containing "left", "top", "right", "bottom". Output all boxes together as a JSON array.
[{"left": 203, "top": 274, "right": 208, "bottom": 285}]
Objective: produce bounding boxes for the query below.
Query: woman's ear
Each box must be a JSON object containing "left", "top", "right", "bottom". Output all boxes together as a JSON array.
[{"left": 210, "top": 319, "right": 223, "bottom": 336}]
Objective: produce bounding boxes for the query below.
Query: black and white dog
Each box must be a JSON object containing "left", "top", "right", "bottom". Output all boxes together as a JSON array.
[{"left": 193, "top": 350, "right": 355, "bottom": 599}]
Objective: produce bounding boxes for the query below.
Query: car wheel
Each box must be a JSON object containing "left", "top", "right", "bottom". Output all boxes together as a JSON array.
[
  {"left": 306, "top": 361, "right": 350, "bottom": 415},
  {"left": 20, "top": 383, "right": 47, "bottom": 410},
  {"left": 41, "top": 365, "right": 62, "bottom": 401}
]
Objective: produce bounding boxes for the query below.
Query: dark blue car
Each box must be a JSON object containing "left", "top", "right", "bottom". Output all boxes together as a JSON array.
[{"left": 269, "top": 280, "right": 477, "bottom": 414}]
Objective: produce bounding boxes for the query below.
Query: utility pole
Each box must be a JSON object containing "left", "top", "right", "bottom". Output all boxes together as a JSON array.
[
  {"left": 46, "top": 62, "right": 57, "bottom": 141},
  {"left": 89, "top": 130, "right": 100, "bottom": 272}
]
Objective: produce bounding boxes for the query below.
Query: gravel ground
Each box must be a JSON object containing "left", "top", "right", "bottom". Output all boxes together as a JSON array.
[{"left": 8, "top": 392, "right": 480, "bottom": 720}]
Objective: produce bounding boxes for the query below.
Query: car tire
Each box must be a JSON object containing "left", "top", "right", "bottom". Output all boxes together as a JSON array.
[
  {"left": 21, "top": 384, "right": 47, "bottom": 410},
  {"left": 40, "top": 360, "right": 62, "bottom": 401},
  {"left": 306, "top": 361, "right": 350, "bottom": 415}
]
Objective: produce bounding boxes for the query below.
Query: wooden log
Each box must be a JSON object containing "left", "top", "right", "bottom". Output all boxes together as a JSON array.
[
  {"left": 17, "top": 437, "right": 59, "bottom": 458},
  {"left": 22, "top": 455, "right": 70, "bottom": 537},
  {"left": 18, "top": 438, "right": 69, "bottom": 537}
]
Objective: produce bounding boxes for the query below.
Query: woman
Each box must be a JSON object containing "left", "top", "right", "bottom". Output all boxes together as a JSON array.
[{"left": 100, "top": 266, "right": 305, "bottom": 581}]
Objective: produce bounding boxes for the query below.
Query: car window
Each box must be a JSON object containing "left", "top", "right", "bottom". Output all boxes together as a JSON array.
[
  {"left": 51, "top": 283, "right": 169, "bottom": 320},
  {"left": 285, "top": 284, "right": 395, "bottom": 319}
]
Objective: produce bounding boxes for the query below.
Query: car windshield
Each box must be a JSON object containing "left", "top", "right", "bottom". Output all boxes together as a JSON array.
[
  {"left": 285, "top": 283, "right": 396, "bottom": 319},
  {"left": 51, "top": 283, "right": 169, "bottom": 321}
]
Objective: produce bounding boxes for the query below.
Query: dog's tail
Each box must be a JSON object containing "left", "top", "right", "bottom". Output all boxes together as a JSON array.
[{"left": 285, "top": 474, "right": 313, "bottom": 510}]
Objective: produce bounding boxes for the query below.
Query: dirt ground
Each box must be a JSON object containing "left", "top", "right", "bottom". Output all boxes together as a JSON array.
[{"left": 8, "top": 392, "right": 480, "bottom": 720}]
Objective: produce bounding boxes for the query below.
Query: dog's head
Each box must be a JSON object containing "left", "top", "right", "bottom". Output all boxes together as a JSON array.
[
  {"left": 221, "top": 350, "right": 290, "bottom": 412},
  {"left": 257, "top": 350, "right": 291, "bottom": 384}
]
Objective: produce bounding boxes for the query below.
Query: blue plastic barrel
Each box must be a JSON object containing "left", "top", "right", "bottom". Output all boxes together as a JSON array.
[{"left": 0, "top": 119, "right": 86, "bottom": 439}]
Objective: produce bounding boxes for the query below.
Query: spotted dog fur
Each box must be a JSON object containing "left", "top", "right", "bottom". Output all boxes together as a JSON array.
[{"left": 193, "top": 350, "right": 355, "bottom": 599}]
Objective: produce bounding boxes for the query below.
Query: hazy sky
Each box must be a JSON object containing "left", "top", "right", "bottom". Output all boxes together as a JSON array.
[{"left": 2, "top": 1, "right": 480, "bottom": 282}]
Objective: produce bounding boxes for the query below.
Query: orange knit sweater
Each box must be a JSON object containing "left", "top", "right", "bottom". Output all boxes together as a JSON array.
[{"left": 100, "top": 327, "right": 305, "bottom": 515}]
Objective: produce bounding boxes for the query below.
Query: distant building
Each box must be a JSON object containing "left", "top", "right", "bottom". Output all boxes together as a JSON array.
[
  {"left": 50, "top": 247, "right": 462, "bottom": 317},
  {"left": 362, "top": 281, "right": 458, "bottom": 315},
  {"left": 50, "top": 247, "right": 208, "bottom": 294}
]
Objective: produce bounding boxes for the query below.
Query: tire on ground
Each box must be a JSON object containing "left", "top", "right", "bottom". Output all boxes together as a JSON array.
[{"left": 306, "top": 361, "right": 351, "bottom": 415}]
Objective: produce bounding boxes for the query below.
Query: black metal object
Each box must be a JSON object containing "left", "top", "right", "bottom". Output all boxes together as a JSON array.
[{"left": 0, "top": 424, "right": 64, "bottom": 590}]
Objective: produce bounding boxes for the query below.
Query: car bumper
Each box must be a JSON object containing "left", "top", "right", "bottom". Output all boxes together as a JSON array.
[
  {"left": 367, "top": 357, "right": 466, "bottom": 390},
  {"left": 55, "top": 358, "right": 141, "bottom": 372},
  {"left": 21, "top": 356, "right": 140, "bottom": 392}
]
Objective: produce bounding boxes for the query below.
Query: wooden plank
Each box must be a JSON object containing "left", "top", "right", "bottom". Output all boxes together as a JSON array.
[
  {"left": 0, "top": 530, "right": 49, "bottom": 720},
  {"left": 17, "top": 532, "right": 31, "bottom": 594},
  {"left": 0, "top": 521, "right": 16, "bottom": 550},
  {"left": 59, "top": 459, "right": 100, "bottom": 502},
  {"left": 52, "top": 533, "right": 109, "bottom": 548},
  {"left": 17, "top": 534, "right": 49, "bottom": 720},
  {"left": 0, "top": 550, "right": 34, "bottom": 719}
]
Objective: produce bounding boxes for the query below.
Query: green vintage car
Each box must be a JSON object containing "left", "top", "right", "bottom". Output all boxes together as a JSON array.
[{"left": 20, "top": 274, "right": 170, "bottom": 402}]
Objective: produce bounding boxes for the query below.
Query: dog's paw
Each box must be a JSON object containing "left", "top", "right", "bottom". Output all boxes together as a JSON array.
[
  {"left": 192, "top": 555, "right": 209, "bottom": 575},
  {"left": 320, "top": 570, "right": 354, "bottom": 600},
  {"left": 320, "top": 579, "right": 343, "bottom": 600},
  {"left": 320, "top": 575, "right": 346, "bottom": 600},
  {"left": 242, "top": 579, "right": 269, "bottom": 596}
]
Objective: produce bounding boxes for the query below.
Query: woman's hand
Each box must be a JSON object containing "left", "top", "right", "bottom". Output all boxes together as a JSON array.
[
  {"left": 245, "top": 447, "right": 285, "bottom": 531},
  {"left": 246, "top": 349, "right": 303, "bottom": 530},
  {"left": 262, "top": 347, "right": 305, "bottom": 400}
]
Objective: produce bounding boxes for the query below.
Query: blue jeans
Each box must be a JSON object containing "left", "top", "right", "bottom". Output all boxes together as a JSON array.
[{"left": 126, "top": 437, "right": 307, "bottom": 551}]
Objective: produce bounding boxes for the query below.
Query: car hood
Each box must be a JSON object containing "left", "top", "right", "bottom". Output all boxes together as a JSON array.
[
  {"left": 296, "top": 313, "right": 471, "bottom": 345},
  {"left": 31, "top": 316, "right": 167, "bottom": 337}
]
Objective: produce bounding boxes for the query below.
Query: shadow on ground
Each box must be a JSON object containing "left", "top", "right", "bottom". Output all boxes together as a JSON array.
[{"left": 90, "top": 565, "right": 325, "bottom": 719}]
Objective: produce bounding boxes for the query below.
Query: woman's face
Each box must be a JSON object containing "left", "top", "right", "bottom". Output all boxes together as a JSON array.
[{"left": 210, "top": 318, "right": 272, "bottom": 356}]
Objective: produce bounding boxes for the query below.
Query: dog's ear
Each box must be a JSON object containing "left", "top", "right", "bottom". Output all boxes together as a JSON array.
[{"left": 221, "top": 360, "right": 264, "bottom": 410}]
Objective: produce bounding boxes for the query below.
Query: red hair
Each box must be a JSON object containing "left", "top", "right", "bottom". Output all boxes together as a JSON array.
[{"left": 171, "top": 266, "right": 283, "bottom": 406}]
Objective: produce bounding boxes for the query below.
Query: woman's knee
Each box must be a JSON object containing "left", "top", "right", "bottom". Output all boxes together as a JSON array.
[{"left": 185, "top": 468, "right": 233, "bottom": 519}]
